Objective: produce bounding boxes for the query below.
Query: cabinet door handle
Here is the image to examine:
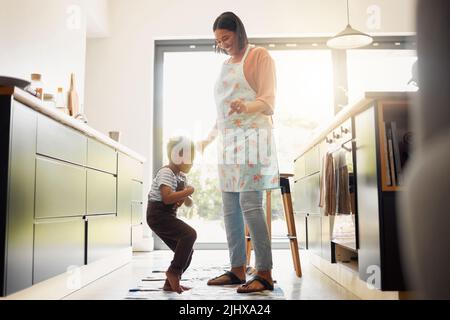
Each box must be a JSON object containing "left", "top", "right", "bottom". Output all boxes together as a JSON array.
[{"left": 341, "top": 138, "right": 356, "bottom": 152}]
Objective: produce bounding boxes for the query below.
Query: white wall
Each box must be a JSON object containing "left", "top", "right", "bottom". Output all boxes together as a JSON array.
[
  {"left": 86, "top": 0, "right": 110, "bottom": 38},
  {"left": 0, "top": 0, "right": 87, "bottom": 101},
  {"left": 84, "top": 0, "right": 417, "bottom": 209}
]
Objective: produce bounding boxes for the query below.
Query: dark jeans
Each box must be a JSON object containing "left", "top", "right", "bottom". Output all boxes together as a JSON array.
[{"left": 147, "top": 201, "right": 197, "bottom": 276}]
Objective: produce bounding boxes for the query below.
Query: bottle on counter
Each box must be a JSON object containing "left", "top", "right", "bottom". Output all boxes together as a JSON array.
[
  {"left": 43, "top": 93, "right": 56, "bottom": 109},
  {"left": 67, "top": 73, "right": 79, "bottom": 117},
  {"left": 29, "top": 73, "right": 44, "bottom": 100},
  {"left": 55, "top": 87, "right": 69, "bottom": 115}
]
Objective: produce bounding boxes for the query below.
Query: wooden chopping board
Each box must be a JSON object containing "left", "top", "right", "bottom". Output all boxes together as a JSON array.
[{"left": 68, "top": 73, "right": 79, "bottom": 116}]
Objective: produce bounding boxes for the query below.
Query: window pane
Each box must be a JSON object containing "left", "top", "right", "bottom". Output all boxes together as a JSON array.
[
  {"left": 269, "top": 49, "right": 334, "bottom": 239},
  {"left": 163, "top": 51, "right": 225, "bottom": 243},
  {"left": 347, "top": 49, "right": 418, "bottom": 106}
]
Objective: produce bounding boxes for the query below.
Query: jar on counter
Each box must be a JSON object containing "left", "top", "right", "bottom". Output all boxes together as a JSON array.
[
  {"left": 29, "top": 73, "right": 44, "bottom": 100},
  {"left": 43, "top": 93, "right": 56, "bottom": 109},
  {"left": 55, "top": 87, "right": 69, "bottom": 115}
]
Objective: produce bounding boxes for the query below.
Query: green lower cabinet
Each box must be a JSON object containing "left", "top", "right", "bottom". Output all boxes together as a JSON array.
[
  {"left": 86, "top": 214, "right": 124, "bottom": 263},
  {"left": 87, "top": 169, "right": 117, "bottom": 215},
  {"left": 33, "top": 218, "right": 85, "bottom": 284},
  {"left": 308, "top": 214, "right": 322, "bottom": 257},
  {"left": 131, "top": 201, "right": 144, "bottom": 226},
  {"left": 4, "top": 101, "right": 37, "bottom": 296},
  {"left": 35, "top": 157, "right": 86, "bottom": 219}
]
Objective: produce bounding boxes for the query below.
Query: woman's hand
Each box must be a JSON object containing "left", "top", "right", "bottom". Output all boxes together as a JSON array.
[{"left": 229, "top": 99, "right": 248, "bottom": 115}]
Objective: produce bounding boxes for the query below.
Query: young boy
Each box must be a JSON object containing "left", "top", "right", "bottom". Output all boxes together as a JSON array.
[{"left": 146, "top": 137, "right": 197, "bottom": 294}]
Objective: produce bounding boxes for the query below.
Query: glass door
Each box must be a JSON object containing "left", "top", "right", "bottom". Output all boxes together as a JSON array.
[{"left": 158, "top": 47, "right": 335, "bottom": 248}]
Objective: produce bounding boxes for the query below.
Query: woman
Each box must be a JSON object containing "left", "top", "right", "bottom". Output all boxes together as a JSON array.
[{"left": 200, "top": 12, "right": 279, "bottom": 293}]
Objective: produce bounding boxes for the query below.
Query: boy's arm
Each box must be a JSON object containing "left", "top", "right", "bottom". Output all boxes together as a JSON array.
[{"left": 160, "top": 185, "right": 194, "bottom": 205}]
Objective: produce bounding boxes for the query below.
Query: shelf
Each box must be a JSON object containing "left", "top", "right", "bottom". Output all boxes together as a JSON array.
[{"left": 377, "top": 100, "right": 410, "bottom": 191}]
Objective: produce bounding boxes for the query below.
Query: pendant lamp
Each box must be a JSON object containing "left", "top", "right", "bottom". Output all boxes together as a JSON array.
[{"left": 327, "top": 0, "right": 373, "bottom": 49}]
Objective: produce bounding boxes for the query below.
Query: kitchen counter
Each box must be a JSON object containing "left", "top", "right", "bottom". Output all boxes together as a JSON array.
[
  {"left": 0, "top": 86, "right": 145, "bottom": 163},
  {"left": 0, "top": 87, "right": 145, "bottom": 297},
  {"left": 295, "top": 91, "right": 413, "bottom": 159}
]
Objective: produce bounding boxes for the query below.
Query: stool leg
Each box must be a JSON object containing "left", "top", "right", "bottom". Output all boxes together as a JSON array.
[{"left": 281, "top": 180, "right": 302, "bottom": 278}]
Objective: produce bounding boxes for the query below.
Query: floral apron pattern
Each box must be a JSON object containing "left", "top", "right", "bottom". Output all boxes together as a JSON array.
[{"left": 214, "top": 45, "right": 280, "bottom": 192}]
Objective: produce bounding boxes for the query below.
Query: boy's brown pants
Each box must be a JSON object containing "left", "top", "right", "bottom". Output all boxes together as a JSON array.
[{"left": 146, "top": 201, "right": 197, "bottom": 276}]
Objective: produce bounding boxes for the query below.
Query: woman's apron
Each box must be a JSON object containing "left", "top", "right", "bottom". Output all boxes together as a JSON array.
[{"left": 214, "top": 45, "right": 280, "bottom": 192}]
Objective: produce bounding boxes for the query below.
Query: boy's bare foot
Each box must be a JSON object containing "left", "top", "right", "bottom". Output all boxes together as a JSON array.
[
  {"left": 163, "top": 279, "right": 191, "bottom": 291},
  {"left": 165, "top": 271, "right": 183, "bottom": 294}
]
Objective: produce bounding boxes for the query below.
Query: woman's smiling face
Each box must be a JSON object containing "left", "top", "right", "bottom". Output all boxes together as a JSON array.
[{"left": 214, "top": 29, "right": 237, "bottom": 56}]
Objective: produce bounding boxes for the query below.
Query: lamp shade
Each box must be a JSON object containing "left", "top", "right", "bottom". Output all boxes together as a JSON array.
[{"left": 327, "top": 24, "right": 373, "bottom": 49}]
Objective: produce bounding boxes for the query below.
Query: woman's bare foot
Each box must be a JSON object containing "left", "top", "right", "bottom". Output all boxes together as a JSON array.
[
  {"left": 165, "top": 271, "right": 183, "bottom": 294},
  {"left": 163, "top": 279, "right": 191, "bottom": 291}
]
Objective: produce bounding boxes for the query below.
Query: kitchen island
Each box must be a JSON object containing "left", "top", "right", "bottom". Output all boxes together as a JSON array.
[{"left": 0, "top": 87, "right": 145, "bottom": 298}]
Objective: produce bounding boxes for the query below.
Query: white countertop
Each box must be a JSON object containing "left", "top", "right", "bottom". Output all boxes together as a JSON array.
[
  {"left": 294, "top": 92, "right": 415, "bottom": 160},
  {"left": 3, "top": 87, "right": 146, "bottom": 163}
]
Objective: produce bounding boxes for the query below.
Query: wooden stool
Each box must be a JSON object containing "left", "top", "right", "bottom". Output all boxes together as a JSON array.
[{"left": 245, "top": 173, "right": 302, "bottom": 277}]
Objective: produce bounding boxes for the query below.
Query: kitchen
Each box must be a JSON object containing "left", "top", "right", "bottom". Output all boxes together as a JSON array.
[{"left": 0, "top": 0, "right": 449, "bottom": 306}]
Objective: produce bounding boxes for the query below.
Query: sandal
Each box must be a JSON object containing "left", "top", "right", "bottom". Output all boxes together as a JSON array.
[
  {"left": 237, "top": 275, "right": 274, "bottom": 293},
  {"left": 207, "top": 271, "right": 246, "bottom": 285}
]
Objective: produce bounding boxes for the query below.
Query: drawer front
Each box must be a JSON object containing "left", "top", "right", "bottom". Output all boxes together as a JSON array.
[
  {"left": 35, "top": 157, "right": 86, "bottom": 219},
  {"left": 87, "top": 138, "right": 117, "bottom": 174},
  {"left": 293, "top": 179, "right": 307, "bottom": 213},
  {"left": 308, "top": 214, "right": 322, "bottom": 257},
  {"left": 33, "top": 218, "right": 85, "bottom": 284},
  {"left": 87, "top": 169, "right": 117, "bottom": 215},
  {"left": 321, "top": 215, "right": 333, "bottom": 262},
  {"left": 131, "top": 201, "right": 143, "bottom": 226},
  {"left": 294, "top": 173, "right": 320, "bottom": 214},
  {"left": 37, "top": 114, "right": 87, "bottom": 165},
  {"left": 131, "top": 180, "right": 143, "bottom": 202},
  {"left": 87, "top": 215, "right": 123, "bottom": 263},
  {"left": 294, "top": 156, "right": 306, "bottom": 181},
  {"left": 304, "top": 173, "right": 321, "bottom": 213},
  {"left": 305, "top": 145, "right": 320, "bottom": 176},
  {"left": 295, "top": 214, "right": 308, "bottom": 250},
  {"left": 131, "top": 159, "right": 143, "bottom": 182}
]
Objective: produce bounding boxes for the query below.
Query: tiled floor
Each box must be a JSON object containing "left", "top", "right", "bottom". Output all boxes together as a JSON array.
[{"left": 63, "top": 249, "right": 359, "bottom": 300}]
